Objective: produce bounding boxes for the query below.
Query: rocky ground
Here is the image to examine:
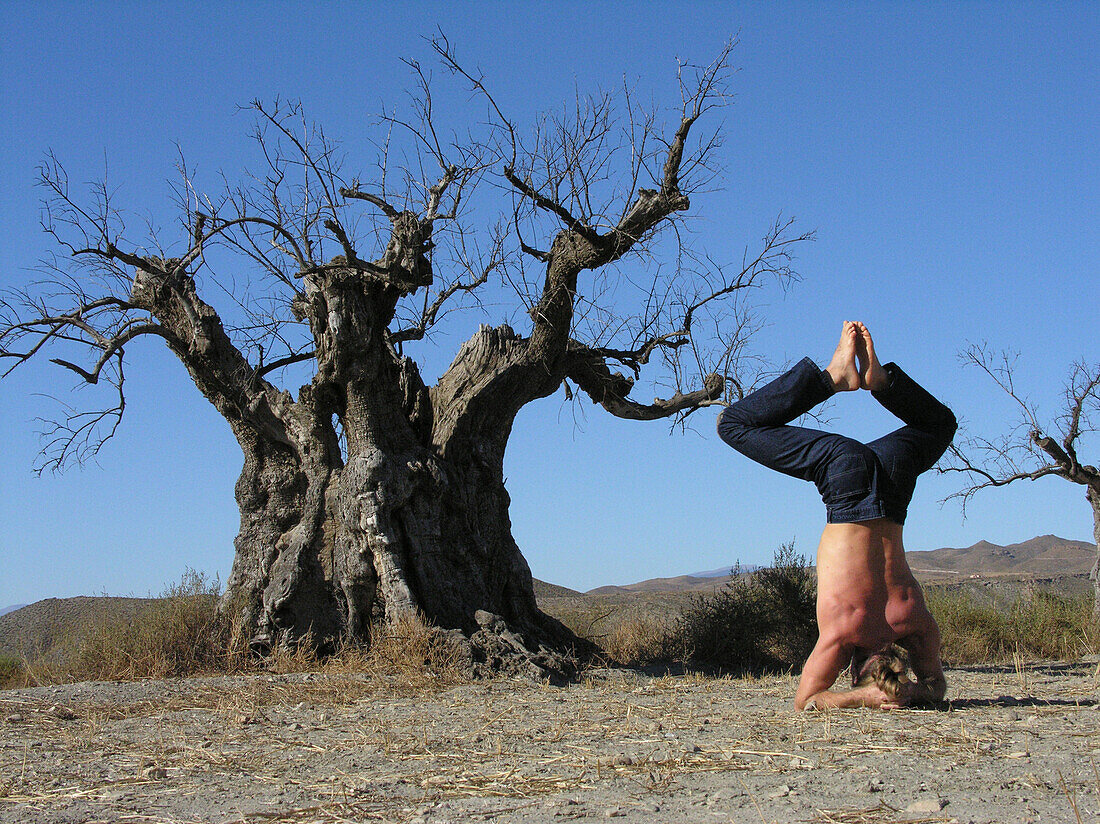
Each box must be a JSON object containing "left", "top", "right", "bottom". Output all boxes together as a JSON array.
[{"left": 1, "top": 659, "right": 1098, "bottom": 824}]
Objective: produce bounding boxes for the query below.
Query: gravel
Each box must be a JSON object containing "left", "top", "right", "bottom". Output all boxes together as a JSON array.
[{"left": 1, "top": 659, "right": 1098, "bottom": 823}]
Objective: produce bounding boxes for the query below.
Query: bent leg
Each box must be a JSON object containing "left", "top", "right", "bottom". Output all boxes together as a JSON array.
[
  {"left": 717, "top": 357, "right": 838, "bottom": 483},
  {"left": 865, "top": 364, "right": 958, "bottom": 523},
  {"left": 719, "top": 357, "right": 888, "bottom": 521},
  {"left": 717, "top": 324, "right": 864, "bottom": 473},
  {"left": 870, "top": 362, "right": 957, "bottom": 473}
]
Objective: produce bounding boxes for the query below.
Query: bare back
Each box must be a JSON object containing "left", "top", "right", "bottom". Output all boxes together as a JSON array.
[{"left": 816, "top": 519, "right": 942, "bottom": 685}]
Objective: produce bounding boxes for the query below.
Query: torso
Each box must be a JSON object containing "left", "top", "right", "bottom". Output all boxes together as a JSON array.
[{"left": 816, "top": 518, "right": 931, "bottom": 648}]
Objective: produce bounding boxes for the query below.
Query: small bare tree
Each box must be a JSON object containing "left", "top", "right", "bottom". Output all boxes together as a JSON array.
[
  {"left": 943, "top": 344, "right": 1100, "bottom": 617},
  {"left": 1, "top": 40, "right": 812, "bottom": 674}
]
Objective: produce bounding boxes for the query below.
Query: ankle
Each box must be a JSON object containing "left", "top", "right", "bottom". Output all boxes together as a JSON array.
[{"left": 823, "top": 366, "right": 850, "bottom": 392}]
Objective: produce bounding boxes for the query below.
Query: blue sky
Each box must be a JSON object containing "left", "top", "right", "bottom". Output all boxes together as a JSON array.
[{"left": 1, "top": 2, "right": 1097, "bottom": 605}]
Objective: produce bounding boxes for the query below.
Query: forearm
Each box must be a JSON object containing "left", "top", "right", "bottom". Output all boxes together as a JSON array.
[{"left": 799, "top": 685, "right": 890, "bottom": 711}]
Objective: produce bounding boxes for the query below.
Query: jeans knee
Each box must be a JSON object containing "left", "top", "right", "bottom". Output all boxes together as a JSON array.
[
  {"left": 716, "top": 404, "right": 748, "bottom": 446},
  {"left": 942, "top": 410, "right": 958, "bottom": 443}
]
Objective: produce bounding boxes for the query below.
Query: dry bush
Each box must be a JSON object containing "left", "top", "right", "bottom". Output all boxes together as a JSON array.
[
  {"left": 602, "top": 611, "right": 678, "bottom": 666},
  {"left": 246, "top": 611, "right": 471, "bottom": 690},
  {"left": 0, "top": 656, "right": 21, "bottom": 689},
  {"left": 356, "top": 612, "right": 471, "bottom": 687},
  {"left": 928, "top": 586, "right": 1099, "bottom": 665},
  {"left": 5, "top": 581, "right": 471, "bottom": 691},
  {"left": 673, "top": 542, "right": 817, "bottom": 674},
  {"left": 68, "top": 569, "right": 227, "bottom": 681},
  {"left": 8, "top": 570, "right": 232, "bottom": 686}
]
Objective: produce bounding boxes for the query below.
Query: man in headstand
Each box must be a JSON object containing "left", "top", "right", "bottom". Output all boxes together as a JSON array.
[{"left": 717, "top": 322, "right": 955, "bottom": 710}]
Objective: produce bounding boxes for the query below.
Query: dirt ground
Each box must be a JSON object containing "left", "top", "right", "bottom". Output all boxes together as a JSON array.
[{"left": 1, "top": 659, "right": 1098, "bottom": 824}]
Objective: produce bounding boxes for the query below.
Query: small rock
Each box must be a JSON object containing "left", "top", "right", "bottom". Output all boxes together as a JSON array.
[
  {"left": 712, "top": 788, "right": 744, "bottom": 800},
  {"left": 905, "top": 798, "right": 945, "bottom": 813},
  {"left": 769, "top": 785, "right": 791, "bottom": 799},
  {"left": 4, "top": 714, "right": 23, "bottom": 723},
  {"left": 604, "top": 807, "right": 625, "bottom": 818}
]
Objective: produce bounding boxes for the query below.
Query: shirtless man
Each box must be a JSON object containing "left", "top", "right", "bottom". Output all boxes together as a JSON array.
[{"left": 717, "top": 322, "right": 955, "bottom": 710}]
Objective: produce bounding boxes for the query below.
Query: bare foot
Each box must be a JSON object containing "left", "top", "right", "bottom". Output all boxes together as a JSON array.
[
  {"left": 854, "top": 322, "right": 889, "bottom": 391},
  {"left": 824, "top": 322, "right": 861, "bottom": 392}
]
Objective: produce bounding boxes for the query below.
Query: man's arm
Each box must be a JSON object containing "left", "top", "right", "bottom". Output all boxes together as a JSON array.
[
  {"left": 795, "top": 637, "right": 897, "bottom": 710},
  {"left": 899, "top": 627, "right": 947, "bottom": 704}
]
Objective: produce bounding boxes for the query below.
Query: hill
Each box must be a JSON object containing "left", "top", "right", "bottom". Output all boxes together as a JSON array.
[
  {"left": 531, "top": 579, "right": 584, "bottom": 600},
  {"left": 588, "top": 574, "right": 735, "bottom": 596},
  {"left": 0, "top": 596, "right": 157, "bottom": 663},
  {"left": 585, "top": 535, "right": 1094, "bottom": 594},
  {"left": 907, "top": 534, "right": 1095, "bottom": 579}
]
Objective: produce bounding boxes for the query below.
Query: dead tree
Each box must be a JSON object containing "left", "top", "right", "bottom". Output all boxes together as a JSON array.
[
  {"left": 943, "top": 344, "right": 1100, "bottom": 618},
  {"left": 1, "top": 41, "right": 812, "bottom": 675}
]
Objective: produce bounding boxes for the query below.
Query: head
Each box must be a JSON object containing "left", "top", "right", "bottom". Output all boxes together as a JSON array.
[{"left": 851, "top": 643, "right": 913, "bottom": 702}]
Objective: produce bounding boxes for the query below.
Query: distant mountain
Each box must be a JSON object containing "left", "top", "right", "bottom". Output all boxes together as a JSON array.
[
  {"left": 907, "top": 534, "right": 1095, "bottom": 578},
  {"left": 586, "top": 535, "right": 1094, "bottom": 594},
  {"left": 0, "top": 605, "right": 27, "bottom": 618},
  {"left": 532, "top": 579, "right": 584, "bottom": 600},
  {"left": 588, "top": 574, "right": 736, "bottom": 596},
  {"left": 689, "top": 563, "right": 762, "bottom": 578}
]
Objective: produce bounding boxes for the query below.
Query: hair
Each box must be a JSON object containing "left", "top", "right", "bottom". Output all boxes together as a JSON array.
[{"left": 851, "top": 642, "right": 912, "bottom": 702}]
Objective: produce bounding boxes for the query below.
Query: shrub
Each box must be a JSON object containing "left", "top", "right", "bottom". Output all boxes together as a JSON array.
[
  {"left": 928, "top": 586, "right": 1098, "bottom": 665},
  {"left": 32, "top": 569, "right": 231, "bottom": 683},
  {"left": 0, "top": 655, "right": 22, "bottom": 689},
  {"left": 7, "top": 573, "right": 472, "bottom": 689},
  {"left": 602, "top": 610, "right": 678, "bottom": 666},
  {"left": 674, "top": 542, "right": 817, "bottom": 673}
]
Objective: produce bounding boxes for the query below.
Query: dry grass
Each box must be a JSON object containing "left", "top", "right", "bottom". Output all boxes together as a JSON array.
[
  {"left": 556, "top": 560, "right": 1098, "bottom": 672},
  {"left": 928, "top": 586, "right": 1099, "bottom": 665},
  {"left": 5, "top": 564, "right": 1098, "bottom": 692},
  {"left": 3, "top": 573, "right": 471, "bottom": 692},
  {"left": 601, "top": 610, "right": 678, "bottom": 666},
  {"left": 7, "top": 570, "right": 232, "bottom": 687}
]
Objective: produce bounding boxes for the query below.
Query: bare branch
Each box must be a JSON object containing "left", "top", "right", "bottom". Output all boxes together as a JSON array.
[
  {"left": 339, "top": 186, "right": 399, "bottom": 219},
  {"left": 944, "top": 349, "right": 1099, "bottom": 514},
  {"left": 566, "top": 344, "right": 724, "bottom": 421}
]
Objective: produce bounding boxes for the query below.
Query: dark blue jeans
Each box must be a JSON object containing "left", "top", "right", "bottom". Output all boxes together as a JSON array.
[{"left": 717, "top": 358, "right": 957, "bottom": 525}]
